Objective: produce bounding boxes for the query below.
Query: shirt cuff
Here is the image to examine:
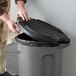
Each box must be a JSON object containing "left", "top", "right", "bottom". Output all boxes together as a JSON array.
[
  {"left": 0, "top": 7, "right": 4, "bottom": 16},
  {"left": 15, "top": 0, "right": 27, "bottom": 4}
]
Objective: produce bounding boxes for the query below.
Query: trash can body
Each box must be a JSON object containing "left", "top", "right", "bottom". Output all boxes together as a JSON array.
[
  {"left": 15, "top": 33, "right": 65, "bottom": 76},
  {"left": 18, "top": 44, "right": 63, "bottom": 76},
  {"left": 15, "top": 18, "right": 70, "bottom": 76}
]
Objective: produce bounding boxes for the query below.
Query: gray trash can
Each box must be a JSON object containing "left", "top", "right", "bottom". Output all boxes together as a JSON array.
[
  {"left": 15, "top": 33, "right": 69, "bottom": 76},
  {"left": 15, "top": 18, "right": 70, "bottom": 76}
]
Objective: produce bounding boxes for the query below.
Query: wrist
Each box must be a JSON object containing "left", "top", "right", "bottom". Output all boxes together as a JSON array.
[
  {"left": 5, "top": 19, "right": 11, "bottom": 24},
  {"left": 17, "top": 1, "right": 24, "bottom": 8}
]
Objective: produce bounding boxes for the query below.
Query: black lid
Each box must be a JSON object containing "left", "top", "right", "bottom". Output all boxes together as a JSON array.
[{"left": 17, "top": 17, "right": 70, "bottom": 44}]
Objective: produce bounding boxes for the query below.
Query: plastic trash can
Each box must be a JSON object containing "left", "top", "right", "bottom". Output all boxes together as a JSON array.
[{"left": 15, "top": 18, "right": 70, "bottom": 76}]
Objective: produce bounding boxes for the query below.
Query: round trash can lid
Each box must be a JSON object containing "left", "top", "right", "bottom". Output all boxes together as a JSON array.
[{"left": 17, "top": 17, "right": 70, "bottom": 44}]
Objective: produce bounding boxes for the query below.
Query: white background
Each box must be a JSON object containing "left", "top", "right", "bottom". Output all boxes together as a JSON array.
[{"left": 10, "top": 0, "right": 76, "bottom": 76}]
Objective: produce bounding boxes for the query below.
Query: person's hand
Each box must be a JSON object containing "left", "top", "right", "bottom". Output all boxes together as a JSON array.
[
  {"left": 16, "top": 4, "right": 30, "bottom": 21},
  {"left": 0, "top": 13, "right": 20, "bottom": 34},
  {"left": 6, "top": 20, "right": 20, "bottom": 34}
]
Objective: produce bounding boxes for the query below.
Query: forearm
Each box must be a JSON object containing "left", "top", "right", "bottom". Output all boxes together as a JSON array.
[
  {"left": 0, "top": 12, "right": 19, "bottom": 34},
  {"left": 0, "top": 13, "right": 10, "bottom": 24}
]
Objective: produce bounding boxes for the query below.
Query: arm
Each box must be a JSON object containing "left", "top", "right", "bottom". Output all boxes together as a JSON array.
[
  {"left": 0, "top": 13, "right": 19, "bottom": 34},
  {"left": 0, "top": 7, "right": 19, "bottom": 34},
  {"left": 0, "top": 0, "right": 29, "bottom": 34},
  {"left": 16, "top": 0, "right": 30, "bottom": 21}
]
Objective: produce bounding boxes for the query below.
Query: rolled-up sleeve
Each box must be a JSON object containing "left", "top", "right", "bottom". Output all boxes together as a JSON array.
[
  {"left": 15, "top": 0, "right": 27, "bottom": 4},
  {"left": 0, "top": 0, "right": 27, "bottom": 16},
  {"left": 0, "top": 7, "right": 4, "bottom": 16}
]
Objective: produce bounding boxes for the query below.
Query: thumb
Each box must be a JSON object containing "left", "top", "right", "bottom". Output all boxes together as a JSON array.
[
  {"left": 14, "top": 23, "right": 21, "bottom": 33},
  {"left": 15, "top": 23, "right": 19, "bottom": 28}
]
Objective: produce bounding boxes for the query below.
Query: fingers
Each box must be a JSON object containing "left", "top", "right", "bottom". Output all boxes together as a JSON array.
[
  {"left": 15, "top": 23, "right": 21, "bottom": 33},
  {"left": 16, "top": 14, "right": 19, "bottom": 18},
  {"left": 14, "top": 23, "right": 20, "bottom": 33},
  {"left": 20, "top": 13, "right": 25, "bottom": 20},
  {"left": 21, "top": 13, "right": 30, "bottom": 21},
  {"left": 25, "top": 12, "right": 30, "bottom": 20},
  {"left": 17, "top": 12, "right": 30, "bottom": 21},
  {"left": 7, "top": 20, "right": 20, "bottom": 34},
  {"left": 23, "top": 13, "right": 28, "bottom": 21},
  {"left": 14, "top": 23, "right": 19, "bottom": 28},
  {"left": 12, "top": 28, "right": 19, "bottom": 34},
  {"left": 23, "top": 12, "right": 30, "bottom": 21},
  {"left": 12, "top": 23, "right": 20, "bottom": 34}
]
